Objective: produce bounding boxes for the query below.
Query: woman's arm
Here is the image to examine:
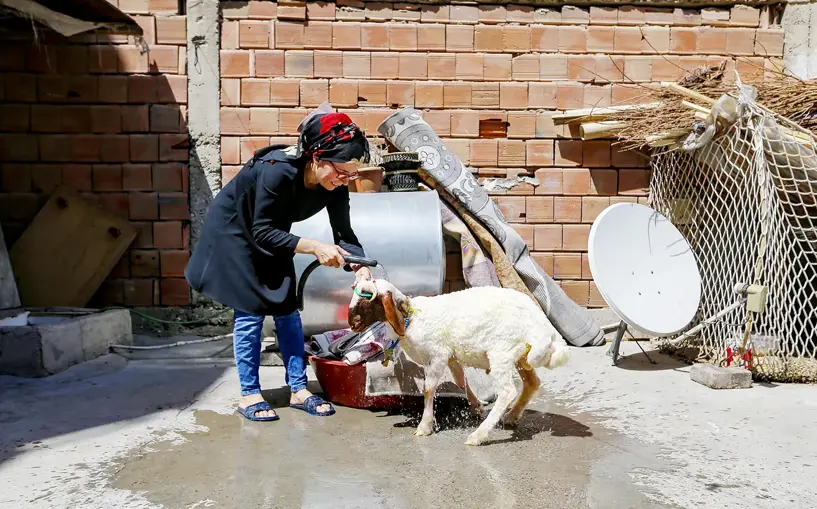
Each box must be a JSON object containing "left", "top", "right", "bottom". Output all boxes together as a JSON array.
[{"left": 326, "top": 186, "right": 366, "bottom": 271}]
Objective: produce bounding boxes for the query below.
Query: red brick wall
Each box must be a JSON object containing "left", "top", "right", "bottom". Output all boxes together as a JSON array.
[
  {"left": 0, "top": 1, "right": 190, "bottom": 307},
  {"left": 218, "top": 1, "right": 783, "bottom": 308}
]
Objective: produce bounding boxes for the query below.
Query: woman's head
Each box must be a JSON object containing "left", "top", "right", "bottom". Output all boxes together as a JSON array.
[{"left": 297, "top": 112, "right": 369, "bottom": 190}]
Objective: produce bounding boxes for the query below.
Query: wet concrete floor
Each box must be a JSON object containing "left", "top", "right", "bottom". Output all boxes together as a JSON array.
[{"left": 111, "top": 391, "right": 675, "bottom": 509}]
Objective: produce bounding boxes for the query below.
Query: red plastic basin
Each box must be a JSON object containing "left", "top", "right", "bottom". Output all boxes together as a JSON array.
[{"left": 309, "top": 355, "right": 421, "bottom": 410}]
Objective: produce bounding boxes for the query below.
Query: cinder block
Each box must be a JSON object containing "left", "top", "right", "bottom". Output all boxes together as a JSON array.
[
  {"left": 0, "top": 309, "right": 132, "bottom": 377},
  {"left": 690, "top": 363, "right": 752, "bottom": 389}
]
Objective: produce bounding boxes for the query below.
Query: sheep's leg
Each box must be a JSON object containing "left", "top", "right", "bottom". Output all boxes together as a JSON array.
[
  {"left": 502, "top": 364, "right": 541, "bottom": 427},
  {"left": 415, "top": 360, "right": 446, "bottom": 437},
  {"left": 448, "top": 358, "right": 483, "bottom": 417},
  {"left": 465, "top": 362, "right": 518, "bottom": 446}
]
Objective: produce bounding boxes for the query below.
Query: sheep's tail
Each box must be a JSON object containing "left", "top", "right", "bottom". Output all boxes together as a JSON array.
[{"left": 526, "top": 334, "right": 570, "bottom": 370}]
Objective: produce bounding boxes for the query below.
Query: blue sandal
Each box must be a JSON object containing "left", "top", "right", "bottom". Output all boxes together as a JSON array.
[
  {"left": 290, "top": 394, "right": 336, "bottom": 416},
  {"left": 236, "top": 401, "right": 280, "bottom": 422}
]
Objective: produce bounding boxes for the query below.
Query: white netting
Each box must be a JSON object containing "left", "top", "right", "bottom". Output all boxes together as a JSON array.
[{"left": 648, "top": 88, "right": 817, "bottom": 383}]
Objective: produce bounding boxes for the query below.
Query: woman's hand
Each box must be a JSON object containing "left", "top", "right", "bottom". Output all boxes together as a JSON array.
[
  {"left": 351, "top": 266, "right": 373, "bottom": 288},
  {"left": 297, "top": 239, "right": 348, "bottom": 268}
]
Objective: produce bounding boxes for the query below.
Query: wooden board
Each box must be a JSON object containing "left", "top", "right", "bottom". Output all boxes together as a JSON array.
[
  {"left": 0, "top": 221, "right": 21, "bottom": 310},
  {"left": 9, "top": 186, "right": 136, "bottom": 307}
]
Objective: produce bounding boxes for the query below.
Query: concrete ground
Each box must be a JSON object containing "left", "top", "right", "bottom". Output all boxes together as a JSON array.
[{"left": 1, "top": 342, "right": 815, "bottom": 509}]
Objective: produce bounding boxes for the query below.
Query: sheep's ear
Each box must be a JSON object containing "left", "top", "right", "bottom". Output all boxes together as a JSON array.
[{"left": 380, "top": 291, "right": 406, "bottom": 337}]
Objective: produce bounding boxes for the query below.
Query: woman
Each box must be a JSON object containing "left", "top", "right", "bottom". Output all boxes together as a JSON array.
[{"left": 185, "top": 112, "right": 373, "bottom": 421}]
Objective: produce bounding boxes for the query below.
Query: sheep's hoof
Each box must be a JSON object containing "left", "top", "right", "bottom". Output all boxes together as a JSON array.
[
  {"left": 464, "top": 432, "right": 485, "bottom": 446},
  {"left": 414, "top": 426, "right": 433, "bottom": 436}
]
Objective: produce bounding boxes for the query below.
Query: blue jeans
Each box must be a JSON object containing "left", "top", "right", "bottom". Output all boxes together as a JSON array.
[{"left": 233, "top": 309, "right": 308, "bottom": 396}]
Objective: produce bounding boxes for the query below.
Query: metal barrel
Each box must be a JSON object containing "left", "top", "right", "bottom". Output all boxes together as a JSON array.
[{"left": 286, "top": 189, "right": 445, "bottom": 337}]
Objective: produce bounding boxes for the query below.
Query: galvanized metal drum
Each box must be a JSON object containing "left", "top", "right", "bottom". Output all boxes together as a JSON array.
[{"left": 265, "top": 189, "right": 445, "bottom": 338}]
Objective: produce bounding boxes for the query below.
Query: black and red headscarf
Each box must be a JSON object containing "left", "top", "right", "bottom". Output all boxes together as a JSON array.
[{"left": 296, "top": 112, "right": 370, "bottom": 164}]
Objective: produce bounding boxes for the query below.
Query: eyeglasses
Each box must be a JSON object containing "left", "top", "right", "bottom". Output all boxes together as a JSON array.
[{"left": 330, "top": 163, "right": 359, "bottom": 181}]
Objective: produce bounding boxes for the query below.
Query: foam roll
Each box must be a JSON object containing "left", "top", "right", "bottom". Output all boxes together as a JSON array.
[{"left": 377, "top": 107, "right": 604, "bottom": 347}]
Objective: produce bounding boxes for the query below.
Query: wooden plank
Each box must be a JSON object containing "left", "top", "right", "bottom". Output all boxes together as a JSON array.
[
  {"left": 0, "top": 222, "right": 21, "bottom": 310},
  {"left": 9, "top": 186, "right": 136, "bottom": 307}
]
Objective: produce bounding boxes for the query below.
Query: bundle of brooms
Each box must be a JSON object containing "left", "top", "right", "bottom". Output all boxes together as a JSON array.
[{"left": 556, "top": 60, "right": 817, "bottom": 150}]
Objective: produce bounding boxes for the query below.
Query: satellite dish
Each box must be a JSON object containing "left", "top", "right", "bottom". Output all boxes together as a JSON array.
[{"left": 588, "top": 203, "right": 702, "bottom": 364}]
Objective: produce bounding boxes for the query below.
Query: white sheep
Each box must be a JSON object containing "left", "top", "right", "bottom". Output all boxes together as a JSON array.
[{"left": 347, "top": 279, "right": 570, "bottom": 446}]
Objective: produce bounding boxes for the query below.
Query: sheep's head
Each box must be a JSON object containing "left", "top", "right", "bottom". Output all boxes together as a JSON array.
[{"left": 348, "top": 279, "right": 409, "bottom": 336}]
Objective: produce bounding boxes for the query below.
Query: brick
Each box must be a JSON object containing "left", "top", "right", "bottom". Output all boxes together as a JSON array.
[
  {"left": 726, "top": 28, "right": 756, "bottom": 56},
  {"left": 222, "top": 136, "right": 241, "bottom": 164},
  {"left": 590, "top": 6, "right": 618, "bottom": 24},
  {"left": 88, "top": 46, "right": 118, "bottom": 74},
  {"left": 275, "top": 21, "right": 305, "bottom": 48},
  {"left": 510, "top": 224, "right": 534, "bottom": 249},
  {"left": 313, "top": 50, "right": 343, "bottom": 78},
  {"left": 496, "top": 196, "right": 525, "bottom": 221},
  {"left": 568, "top": 55, "right": 595, "bottom": 81},
  {"left": 450, "top": 4, "right": 478, "bottom": 23},
  {"left": 624, "top": 56, "right": 652, "bottom": 82},
  {"left": 472, "top": 83, "right": 500, "bottom": 108},
  {"left": 239, "top": 20, "right": 272, "bottom": 48},
  {"left": 221, "top": 50, "right": 251, "bottom": 77},
  {"left": 158, "top": 192, "right": 189, "bottom": 220},
  {"left": 586, "top": 26, "right": 614, "bottom": 53},
  {"left": 360, "top": 23, "right": 388, "bottom": 50},
  {"left": 370, "top": 53, "right": 398, "bottom": 79},
  {"left": 651, "top": 56, "right": 684, "bottom": 81},
  {"left": 343, "top": 52, "right": 370, "bottom": 78},
  {"left": 128, "top": 192, "right": 158, "bottom": 220},
  {"left": 529, "top": 25, "right": 558, "bottom": 53},
  {"left": 562, "top": 224, "right": 590, "bottom": 251},
  {"left": 155, "top": 16, "right": 186, "bottom": 45},
  {"left": 278, "top": 1, "right": 307, "bottom": 20},
  {"left": 365, "top": 2, "right": 392, "bottom": 20},
  {"left": 735, "top": 57, "right": 765, "bottom": 81},
  {"left": 468, "top": 139, "right": 496, "bottom": 167},
  {"left": 285, "top": 50, "right": 314, "bottom": 77},
  {"left": 443, "top": 82, "right": 471, "bottom": 108},
  {"left": 393, "top": 2, "right": 420, "bottom": 21},
  {"left": 617, "top": 6, "right": 645, "bottom": 25},
  {"left": 148, "top": 0, "right": 177, "bottom": 14},
  {"left": 248, "top": 0, "right": 278, "bottom": 18},
  {"left": 525, "top": 196, "right": 553, "bottom": 223},
  {"left": 561, "top": 281, "right": 589, "bottom": 305},
  {"left": 151, "top": 162, "right": 183, "bottom": 192},
  {"left": 386, "top": 81, "right": 414, "bottom": 107},
  {"left": 581, "top": 196, "right": 610, "bottom": 223},
  {"left": 584, "top": 85, "right": 612, "bottom": 108},
  {"left": 498, "top": 141, "right": 525, "bottom": 167},
  {"left": 446, "top": 25, "right": 474, "bottom": 52},
  {"left": 336, "top": 0, "right": 365, "bottom": 21},
  {"left": 507, "top": 4, "right": 534, "bottom": 23},
  {"left": 539, "top": 54, "right": 568, "bottom": 81},
  {"left": 697, "top": 27, "right": 728, "bottom": 54},
  {"left": 222, "top": 20, "right": 239, "bottom": 49},
  {"left": 561, "top": 168, "right": 591, "bottom": 195},
  {"left": 417, "top": 24, "right": 446, "bottom": 51},
  {"left": 307, "top": 1, "right": 336, "bottom": 20},
  {"left": 641, "top": 26, "right": 670, "bottom": 54},
  {"left": 57, "top": 45, "right": 90, "bottom": 74},
  {"left": 583, "top": 141, "right": 611, "bottom": 168},
  {"left": 0, "top": 164, "right": 30, "bottom": 192},
  {"left": 455, "top": 54, "right": 483, "bottom": 80},
  {"left": 534, "top": 224, "right": 561, "bottom": 250},
  {"left": 596, "top": 56, "right": 625, "bottom": 82},
  {"left": 160, "top": 250, "right": 189, "bottom": 277},
  {"left": 553, "top": 196, "right": 581, "bottom": 223},
  {"left": 532, "top": 168, "right": 561, "bottom": 195},
  {"left": 332, "top": 22, "right": 361, "bottom": 49},
  {"left": 619, "top": 169, "right": 650, "bottom": 195},
  {"left": 351, "top": 80, "right": 382, "bottom": 106},
  {"left": 389, "top": 24, "right": 417, "bottom": 51},
  {"left": 399, "top": 53, "right": 427, "bottom": 80},
  {"left": 535, "top": 112, "right": 560, "bottom": 139},
  {"left": 298, "top": 79, "right": 327, "bottom": 107},
  {"left": 561, "top": 5, "right": 589, "bottom": 23},
  {"left": 329, "top": 79, "right": 358, "bottom": 107},
  {"left": 499, "top": 82, "right": 527, "bottom": 110},
  {"left": 555, "top": 140, "right": 583, "bottom": 167},
  {"left": 531, "top": 252, "right": 554, "bottom": 277},
  {"left": 553, "top": 253, "right": 581, "bottom": 279},
  {"left": 421, "top": 4, "right": 448, "bottom": 22},
  {"left": 670, "top": 27, "right": 698, "bottom": 54},
  {"left": 116, "top": 46, "right": 149, "bottom": 74},
  {"left": 254, "top": 50, "right": 285, "bottom": 77},
  {"left": 555, "top": 82, "right": 584, "bottom": 110},
  {"left": 475, "top": 26, "right": 503, "bottom": 52},
  {"left": 526, "top": 139, "right": 554, "bottom": 166},
  {"left": 559, "top": 26, "right": 586, "bottom": 53},
  {"left": 479, "top": 4, "right": 506, "bottom": 23},
  {"left": 423, "top": 110, "right": 450, "bottom": 136},
  {"left": 150, "top": 104, "right": 181, "bottom": 133},
  {"left": 526, "top": 82, "right": 555, "bottom": 109},
  {"left": 160, "top": 279, "right": 190, "bottom": 306},
  {"left": 673, "top": 8, "right": 701, "bottom": 26},
  {"left": 483, "top": 53, "right": 512, "bottom": 81},
  {"left": 130, "top": 249, "right": 160, "bottom": 277},
  {"left": 503, "top": 26, "right": 531, "bottom": 53},
  {"left": 237, "top": 78, "right": 268, "bottom": 106},
  {"left": 159, "top": 134, "right": 188, "bottom": 162},
  {"left": 450, "top": 110, "right": 479, "bottom": 137},
  {"left": 239, "top": 136, "right": 269, "bottom": 161},
  {"left": 126, "top": 75, "right": 156, "bottom": 104},
  {"left": 415, "top": 82, "right": 444, "bottom": 108},
  {"left": 505, "top": 112, "right": 535, "bottom": 139},
  {"left": 269, "top": 79, "right": 301, "bottom": 106},
  {"left": 304, "top": 21, "right": 334, "bottom": 48},
  {"left": 28, "top": 164, "right": 59, "bottom": 193},
  {"left": 158, "top": 75, "right": 187, "bottom": 104},
  {"left": 702, "top": 8, "right": 730, "bottom": 25},
  {"left": 122, "top": 164, "right": 152, "bottom": 191},
  {"left": 612, "top": 26, "right": 641, "bottom": 54},
  {"left": 512, "top": 54, "right": 539, "bottom": 81},
  {"left": 220, "top": 107, "right": 250, "bottom": 135},
  {"left": 731, "top": 5, "right": 760, "bottom": 27},
  {"left": 755, "top": 29, "right": 784, "bottom": 57},
  {"left": 148, "top": 45, "right": 179, "bottom": 73}
]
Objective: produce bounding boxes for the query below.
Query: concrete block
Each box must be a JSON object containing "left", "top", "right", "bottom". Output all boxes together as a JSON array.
[
  {"left": 0, "top": 309, "right": 132, "bottom": 377},
  {"left": 690, "top": 363, "right": 752, "bottom": 389}
]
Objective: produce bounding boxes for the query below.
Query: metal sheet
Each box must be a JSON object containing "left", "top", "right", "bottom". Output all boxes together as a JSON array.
[{"left": 286, "top": 190, "right": 445, "bottom": 337}]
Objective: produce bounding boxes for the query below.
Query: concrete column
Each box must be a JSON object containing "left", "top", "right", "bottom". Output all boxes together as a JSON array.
[
  {"left": 187, "top": 0, "right": 222, "bottom": 251},
  {"left": 783, "top": 0, "right": 817, "bottom": 79}
]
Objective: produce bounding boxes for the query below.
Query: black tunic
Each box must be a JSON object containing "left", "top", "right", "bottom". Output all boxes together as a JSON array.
[{"left": 185, "top": 146, "right": 366, "bottom": 317}]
